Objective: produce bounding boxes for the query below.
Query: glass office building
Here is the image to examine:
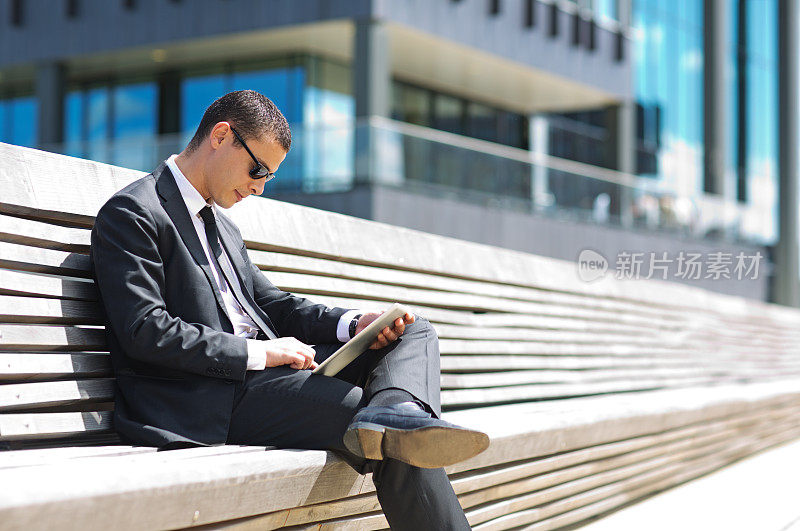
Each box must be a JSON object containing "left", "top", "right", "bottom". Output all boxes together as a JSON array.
[{"left": 0, "top": 0, "right": 790, "bottom": 301}]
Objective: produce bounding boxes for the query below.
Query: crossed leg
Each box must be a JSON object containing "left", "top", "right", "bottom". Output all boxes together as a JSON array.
[{"left": 225, "top": 318, "right": 470, "bottom": 530}]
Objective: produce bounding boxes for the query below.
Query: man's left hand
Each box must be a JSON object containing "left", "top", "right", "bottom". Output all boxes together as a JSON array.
[{"left": 355, "top": 312, "right": 415, "bottom": 350}]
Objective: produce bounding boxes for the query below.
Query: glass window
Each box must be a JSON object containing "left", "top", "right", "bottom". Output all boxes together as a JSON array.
[
  {"left": 633, "top": 0, "right": 703, "bottom": 193},
  {"left": 301, "top": 57, "right": 354, "bottom": 192},
  {"left": 113, "top": 82, "right": 157, "bottom": 140},
  {"left": 595, "top": 0, "right": 618, "bottom": 22},
  {"left": 63, "top": 80, "right": 157, "bottom": 167},
  {"left": 0, "top": 95, "right": 38, "bottom": 148},
  {"left": 181, "top": 73, "right": 227, "bottom": 136},
  {"left": 742, "top": 0, "right": 778, "bottom": 242},
  {"left": 432, "top": 93, "right": 464, "bottom": 135},
  {"left": 466, "top": 103, "right": 497, "bottom": 143},
  {"left": 0, "top": 102, "right": 7, "bottom": 142},
  {"left": 392, "top": 82, "right": 431, "bottom": 127}
]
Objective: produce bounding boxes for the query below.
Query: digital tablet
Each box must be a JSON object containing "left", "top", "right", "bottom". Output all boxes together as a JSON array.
[{"left": 312, "top": 303, "right": 412, "bottom": 376}]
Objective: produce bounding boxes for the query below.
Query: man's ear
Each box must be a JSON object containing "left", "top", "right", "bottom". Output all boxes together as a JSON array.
[{"left": 209, "top": 122, "right": 230, "bottom": 150}]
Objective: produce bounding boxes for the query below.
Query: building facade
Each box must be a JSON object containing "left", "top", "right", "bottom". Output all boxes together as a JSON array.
[{"left": 0, "top": 0, "right": 794, "bottom": 302}]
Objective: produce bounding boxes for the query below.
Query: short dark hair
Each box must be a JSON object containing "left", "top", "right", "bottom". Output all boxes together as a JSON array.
[{"left": 186, "top": 90, "right": 291, "bottom": 153}]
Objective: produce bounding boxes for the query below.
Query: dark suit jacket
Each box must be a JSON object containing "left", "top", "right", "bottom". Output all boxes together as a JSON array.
[{"left": 90, "top": 163, "right": 347, "bottom": 447}]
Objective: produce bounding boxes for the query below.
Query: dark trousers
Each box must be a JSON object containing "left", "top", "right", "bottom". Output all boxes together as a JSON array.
[{"left": 226, "top": 318, "right": 470, "bottom": 531}]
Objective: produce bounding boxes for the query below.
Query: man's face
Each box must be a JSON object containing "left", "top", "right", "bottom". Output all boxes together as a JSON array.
[{"left": 206, "top": 123, "right": 287, "bottom": 209}]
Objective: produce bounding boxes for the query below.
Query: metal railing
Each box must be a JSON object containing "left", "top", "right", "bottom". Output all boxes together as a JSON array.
[{"left": 42, "top": 117, "right": 774, "bottom": 246}]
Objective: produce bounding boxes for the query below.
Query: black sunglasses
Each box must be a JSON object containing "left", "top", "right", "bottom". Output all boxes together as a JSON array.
[{"left": 230, "top": 126, "right": 277, "bottom": 181}]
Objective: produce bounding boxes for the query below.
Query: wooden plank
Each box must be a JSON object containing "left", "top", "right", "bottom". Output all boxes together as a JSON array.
[
  {"left": 286, "top": 293, "right": 800, "bottom": 349},
  {"left": 0, "top": 392, "right": 796, "bottom": 529},
  {"left": 434, "top": 323, "right": 661, "bottom": 342},
  {"left": 468, "top": 429, "right": 797, "bottom": 531},
  {"left": 519, "top": 432, "right": 800, "bottom": 530},
  {"left": 448, "top": 402, "right": 800, "bottom": 494},
  {"left": 435, "top": 321, "right": 800, "bottom": 347},
  {"left": 0, "top": 353, "right": 111, "bottom": 381},
  {"left": 443, "top": 380, "right": 800, "bottom": 473},
  {"left": 268, "top": 425, "right": 800, "bottom": 530},
  {"left": 0, "top": 241, "right": 90, "bottom": 278},
  {"left": 441, "top": 376, "right": 731, "bottom": 408},
  {"left": 440, "top": 367, "right": 731, "bottom": 388},
  {"left": 0, "top": 446, "right": 366, "bottom": 530},
  {"left": 0, "top": 269, "right": 97, "bottom": 301},
  {"left": 0, "top": 445, "right": 147, "bottom": 469},
  {"left": 0, "top": 325, "right": 107, "bottom": 351},
  {"left": 437, "top": 339, "right": 800, "bottom": 359},
  {"left": 438, "top": 340, "right": 706, "bottom": 356},
  {"left": 0, "top": 410, "right": 112, "bottom": 440},
  {"left": 248, "top": 250, "right": 691, "bottom": 323},
  {"left": 266, "top": 271, "right": 690, "bottom": 328},
  {"left": 0, "top": 379, "right": 114, "bottom": 411},
  {"left": 0, "top": 214, "right": 90, "bottom": 253},
  {"left": 457, "top": 417, "right": 799, "bottom": 517},
  {"left": 227, "top": 191, "right": 789, "bottom": 320},
  {"left": 440, "top": 355, "right": 711, "bottom": 372},
  {"left": 0, "top": 296, "right": 103, "bottom": 324},
  {"left": 194, "top": 404, "right": 800, "bottom": 530},
  {"left": 310, "top": 294, "right": 688, "bottom": 333},
  {"left": 0, "top": 143, "right": 140, "bottom": 227},
  {"left": 441, "top": 363, "right": 800, "bottom": 388}
]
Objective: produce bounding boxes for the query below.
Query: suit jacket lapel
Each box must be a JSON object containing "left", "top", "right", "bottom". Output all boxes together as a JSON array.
[{"left": 154, "top": 164, "right": 230, "bottom": 322}]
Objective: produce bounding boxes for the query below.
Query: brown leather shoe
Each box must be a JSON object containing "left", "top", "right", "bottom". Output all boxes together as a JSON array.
[{"left": 343, "top": 402, "right": 490, "bottom": 468}]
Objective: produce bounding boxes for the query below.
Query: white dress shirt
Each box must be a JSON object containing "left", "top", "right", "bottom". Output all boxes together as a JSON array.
[{"left": 166, "top": 155, "right": 360, "bottom": 371}]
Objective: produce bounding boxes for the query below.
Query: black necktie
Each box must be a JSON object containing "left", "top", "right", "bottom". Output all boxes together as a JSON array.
[{"left": 199, "top": 206, "right": 276, "bottom": 339}]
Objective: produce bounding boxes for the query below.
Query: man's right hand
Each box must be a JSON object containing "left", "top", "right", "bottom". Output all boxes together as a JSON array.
[{"left": 262, "top": 337, "right": 317, "bottom": 370}]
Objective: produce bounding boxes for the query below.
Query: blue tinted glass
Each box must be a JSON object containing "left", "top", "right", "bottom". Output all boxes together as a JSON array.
[
  {"left": 11, "top": 97, "right": 37, "bottom": 147},
  {"left": 86, "top": 87, "right": 110, "bottom": 162},
  {"left": 64, "top": 91, "right": 84, "bottom": 144},
  {"left": 744, "top": 0, "right": 778, "bottom": 241},
  {"left": 726, "top": 1, "right": 739, "bottom": 185},
  {"left": 181, "top": 74, "right": 227, "bottom": 135},
  {"left": 0, "top": 101, "right": 8, "bottom": 143},
  {"left": 63, "top": 91, "right": 86, "bottom": 157},
  {"left": 595, "top": 0, "right": 617, "bottom": 21},
  {"left": 634, "top": 0, "right": 703, "bottom": 188},
  {"left": 113, "top": 82, "right": 157, "bottom": 139},
  {"left": 87, "top": 87, "right": 109, "bottom": 141},
  {"left": 230, "top": 66, "right": 304, "bottom": 124}
]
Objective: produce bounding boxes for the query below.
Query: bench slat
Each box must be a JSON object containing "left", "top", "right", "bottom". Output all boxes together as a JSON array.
[
  {"left": 0, "top": 353, "right": 111, "bottom": 381},
  {"left": 0, "top": 296, "right": 103, "bottom": 324},
  {"left": 518, "top": 430, "right": 800, "bottom": 531},
  {"left": 0, "top": 242, "right": 90, "bottom": 278},
  {"left": 0, "top": 410, "right": 112, "bottom": 440},
  {"left": 0, "top": 214, "right": 90, "bottom": 253},
  {"left": 268, "top": 271, "right": 690, "bottom": 327},
  {"left": 248, "top": 250, "right": 691, "bottom": 322},
  {"left": 0, "top": 325, "right": 106, "bottom": 351},
  {"left": 0, "top": 378, "right": 114, "bottom": 411},
  {"left": 0, "top": 269, "right": 97, "bottom": 301},
  {"left": 469, "top": 426, "right": 799, "bottom": 530}
]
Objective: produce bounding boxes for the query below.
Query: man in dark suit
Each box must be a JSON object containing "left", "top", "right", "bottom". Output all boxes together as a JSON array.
[{"left": 90, "top": 90, "right": 488, "bottom": 530}]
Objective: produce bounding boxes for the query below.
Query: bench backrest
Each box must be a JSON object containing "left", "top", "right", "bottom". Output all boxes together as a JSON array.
[{"left": 2, "top": 142, "right": 800, "bottom": 449}]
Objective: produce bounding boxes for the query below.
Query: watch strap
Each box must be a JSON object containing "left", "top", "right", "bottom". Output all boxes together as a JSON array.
[{"left": 348, "top": 314, "right": 363, "bottom": 339}]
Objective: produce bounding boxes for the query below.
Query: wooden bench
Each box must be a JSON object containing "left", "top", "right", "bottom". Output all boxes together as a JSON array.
[{"left": 2, "top": 141, "right": 800, "bottom": 530}]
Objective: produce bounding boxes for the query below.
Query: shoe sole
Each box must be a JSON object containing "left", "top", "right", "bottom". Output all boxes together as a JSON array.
[{"left": 343, "top": 422, "right": 490, "bottom": 469}]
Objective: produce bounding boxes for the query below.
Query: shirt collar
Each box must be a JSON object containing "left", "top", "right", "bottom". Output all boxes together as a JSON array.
[{"left": 166, "top": 154, "right": 213, "bottom": 219}]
